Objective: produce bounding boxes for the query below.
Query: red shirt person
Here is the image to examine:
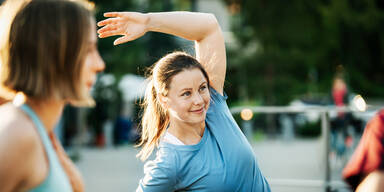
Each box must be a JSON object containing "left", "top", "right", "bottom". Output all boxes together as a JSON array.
[{"left": 343, "top": 109, "right": 384, "bottom": 190}]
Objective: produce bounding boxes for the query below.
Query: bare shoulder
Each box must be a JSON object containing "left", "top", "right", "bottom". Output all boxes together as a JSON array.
[
  {"left": 0, "top": 103, "right": 41, "bottom": 188},
  {"left": 0, "top": 103, "right": 38, "bottom": 142}
]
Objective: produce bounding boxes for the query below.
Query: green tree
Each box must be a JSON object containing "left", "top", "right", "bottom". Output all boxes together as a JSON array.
[{"left": 223, "top": 0, "right": 384, "bottom": 105}]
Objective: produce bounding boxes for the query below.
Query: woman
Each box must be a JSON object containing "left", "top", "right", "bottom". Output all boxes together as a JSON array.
[
  {"left": 98, "top": 11, "right": 270, "bottom": 191},
  {"left": 0, "top": 0, "right": 105, "bottom": 191}
]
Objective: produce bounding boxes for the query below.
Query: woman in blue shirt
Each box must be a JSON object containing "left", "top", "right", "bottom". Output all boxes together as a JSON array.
[{"left": 98, "top": 11, "right": 270, "bottom": 192}]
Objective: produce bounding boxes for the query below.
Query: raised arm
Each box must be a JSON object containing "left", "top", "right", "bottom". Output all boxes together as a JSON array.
[{"left": 97, "top": 12, "right": 226, "bottom": 94}]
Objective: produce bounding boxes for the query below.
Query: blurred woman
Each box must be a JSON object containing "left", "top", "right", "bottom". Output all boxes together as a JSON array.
[
  {"left": 0, "top": 0, "right": 105, "bottom": 191},
  {"left": 98, "top": 11, "right": 270, "bottom": 191}
]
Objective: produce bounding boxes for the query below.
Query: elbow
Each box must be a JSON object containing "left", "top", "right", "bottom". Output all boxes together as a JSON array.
[
  {"left": 196, "top": 13, "right": 222, "bottom": 42},
  {"left": 207, "top": 13, "right": 220, "bottom": 32}
]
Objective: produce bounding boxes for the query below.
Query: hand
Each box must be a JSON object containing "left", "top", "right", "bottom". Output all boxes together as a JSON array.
[{"left": 97, "top": 12, "right": 149, "bottom": 45}]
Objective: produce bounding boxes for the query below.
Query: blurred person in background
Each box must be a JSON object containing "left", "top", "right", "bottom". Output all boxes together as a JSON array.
[
  {"left": 343, "top": 109, "right": 384, "bottom": 192},
  {"left": 0, "top": 0, "right": 105, "bottom": 191},
  {"left": 329, "top": 74, "right": 363, "bottom": 162},
  {"left": 330, "top": 75, "right": 352, "bottom": 158},
  {"left": 98, "top": 11, "right": 270, "bottom": 191}
]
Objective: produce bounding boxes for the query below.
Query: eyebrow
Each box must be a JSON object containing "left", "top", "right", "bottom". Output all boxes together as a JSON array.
[{"left": 179, "top": 81, "right": 207, "bottom": 93}]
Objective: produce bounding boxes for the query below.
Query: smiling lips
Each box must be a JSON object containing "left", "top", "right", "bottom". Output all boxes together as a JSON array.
[{"left": 190, "top": 107, "right": 204, "bottom": 113}]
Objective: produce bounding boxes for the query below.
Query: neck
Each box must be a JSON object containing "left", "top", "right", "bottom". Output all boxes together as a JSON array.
[
  {"left": 26, "top": 98, "right": 65, "bottom": 133},
  {"left": 167, "top": 117, "right": 205, "bottom": 145}
]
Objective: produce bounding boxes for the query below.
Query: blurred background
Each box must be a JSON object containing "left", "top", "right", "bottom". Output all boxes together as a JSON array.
[{"left": 2, "top": 0, "right": 383, "bottom": 191}]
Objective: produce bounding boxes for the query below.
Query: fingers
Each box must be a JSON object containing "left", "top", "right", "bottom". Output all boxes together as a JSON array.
[
  {"left": 98, "top": 30, "right": 121, "bottom": 38},
  {"left": 104, "top": 12, "right": 124, "bottom": 18},
  {"left": 114, "top": 36, "right": 131, "bottom": 45},
  {"left": 97, "top": 25, "right": 118, "bottom": 34},
  {"left": 97, "top": 18, "right": 119, "bottom": 27}
]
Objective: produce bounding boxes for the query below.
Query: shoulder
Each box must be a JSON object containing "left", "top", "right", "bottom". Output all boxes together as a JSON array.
[
  {"left": 139, "top": 148, "right": 179, "bottom": 190},
  {"left": 0, "top": 103, "right": 39, "bottom": 144},
  {"left": 143, "top": 147, "right": 178, "bottom": 178},
  {"left": 145, "top": 147, "right": 178, "bottom": 171},
  {"left": 0, "top": 103, "right": 41, "bottom": 171},
  {"left": 0, "top": 104, "right": 42, "bottom": 190}
]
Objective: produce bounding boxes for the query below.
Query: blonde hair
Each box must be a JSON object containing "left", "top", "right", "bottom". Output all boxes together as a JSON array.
[
  {"left": 0, "top": 0, "right": 30, "bottom": 100},
  {"left": 137, "top": 52, "right": 210, "bottom": 161},
  {"left": 0, "top": 0, "right": 95, "bottom": 106}
]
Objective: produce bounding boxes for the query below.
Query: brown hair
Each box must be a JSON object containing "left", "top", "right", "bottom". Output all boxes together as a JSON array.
[
  {"left": 137, "top": 51, "right": 210, "bottom": 161},
  {"left": 1, "top": 0, "right": 94, "bottom": 105}
]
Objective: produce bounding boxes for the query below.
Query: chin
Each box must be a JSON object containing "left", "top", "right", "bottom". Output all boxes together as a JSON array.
[{"left": 189, "top": 115, "right": 207, "bottom": 124}]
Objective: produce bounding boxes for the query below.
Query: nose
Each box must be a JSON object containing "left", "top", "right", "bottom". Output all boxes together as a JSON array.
[
  {"left": 193, "top": 92, "right": 204, "bottom": 105},
  {"left": 94, "top": 51, "right": 105, "bottom": 73}
]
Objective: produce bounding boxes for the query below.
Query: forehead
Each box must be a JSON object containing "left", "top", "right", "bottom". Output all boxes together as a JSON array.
[
  {"left": 88, "top": 19, "right": 97, "bottom": 43},
  {"left": 169, "top": 68, "right": 207, "bottom": 90}
]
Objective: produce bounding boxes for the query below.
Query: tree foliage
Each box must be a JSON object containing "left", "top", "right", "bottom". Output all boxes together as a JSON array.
[{"left": 223, "top": 0, "right": 384, "bottom": 105}]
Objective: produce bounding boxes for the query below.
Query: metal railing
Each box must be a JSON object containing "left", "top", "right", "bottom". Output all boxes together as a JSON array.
[{"left": 230, "top": 105, "right": 382, "bottom": 192}]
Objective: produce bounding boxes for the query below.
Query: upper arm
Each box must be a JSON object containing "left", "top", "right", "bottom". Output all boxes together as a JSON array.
[
  {"left": 0, "top": 119, "right": 39, "bottom": 192},
  {"left": 137, "top": 150, "right": 177, "bottom": 192},
  {"left": 195, "top": 14, "right": 226, "bottom": 95}
]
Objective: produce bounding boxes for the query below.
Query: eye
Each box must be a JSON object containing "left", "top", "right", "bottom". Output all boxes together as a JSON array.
[
  {"left": 181, "top": 91, "right": 191, "bottom": 97},
  {"left": 199, "top": 85, "right": 207, "bottom": 92}
]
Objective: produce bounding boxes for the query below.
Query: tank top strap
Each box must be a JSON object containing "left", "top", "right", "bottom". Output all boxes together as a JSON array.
[
  {"left": 19, "top": 104, "right": 56, "bottom": 160},
  {"left": 19, "top": 104, "right": 73, "bottom": 192}
]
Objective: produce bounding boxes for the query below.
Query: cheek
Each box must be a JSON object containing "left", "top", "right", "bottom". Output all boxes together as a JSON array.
[
  {"left": 203, "top": 92, "right": 210, "bottom": 106},
  {"left": 170, "top": 99, "right": 190, "bottom": 113},
  {"left": 177, "top": 100, "right": 191, "bottom": 111},
  {"left": 81, "top": 56, "right": 92, "bottom": 79}
]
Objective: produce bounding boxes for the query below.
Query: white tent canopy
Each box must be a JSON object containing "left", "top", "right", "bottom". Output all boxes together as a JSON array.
[{"left": 118, "top": 74, "right": 147, "bottom": 102}]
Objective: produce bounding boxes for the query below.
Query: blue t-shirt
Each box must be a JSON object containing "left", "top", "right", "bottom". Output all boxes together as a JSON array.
[{"left": 137, "top": 88, "right": 270, "bottom": 192}]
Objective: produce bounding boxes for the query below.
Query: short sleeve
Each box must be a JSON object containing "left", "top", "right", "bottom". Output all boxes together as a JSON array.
[
  {"left": 209, "top": 87, "right": 228, "bottom": 103},
  {"left": 342, "top": 110, "right": 384, "bottom": 189},
  {"left": 137, "top": 148, "right": 177, "bottom": 192},
  {"left": 207, "top": 87, "right": 228, "bottom": 114}
]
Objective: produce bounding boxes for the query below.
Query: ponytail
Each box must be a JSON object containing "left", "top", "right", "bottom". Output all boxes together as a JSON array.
[{"left": 136, "top": 77, "right": 169, "bottom": 161}]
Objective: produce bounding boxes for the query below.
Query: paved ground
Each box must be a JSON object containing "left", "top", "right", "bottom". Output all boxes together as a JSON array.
[{"left": 76, "top": 138, "right": 352, "bottom": 192}]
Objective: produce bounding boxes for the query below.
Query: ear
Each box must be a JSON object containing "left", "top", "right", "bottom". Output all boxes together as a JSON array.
[{"left": 157, "top": 93, "right": 169, "bottom": 110}]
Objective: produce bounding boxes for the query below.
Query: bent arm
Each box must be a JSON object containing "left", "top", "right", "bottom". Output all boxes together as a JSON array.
[
  {"left": 146, "top": 12, "right": 226, "bottom": 94},
  {"left": 98, "top": 11, "right": 226, "bottom": 94}
]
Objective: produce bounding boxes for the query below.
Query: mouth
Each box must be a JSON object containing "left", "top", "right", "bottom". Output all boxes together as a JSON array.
[{"left": 190, "top": 107, "right": 205, "bottom": 114}]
